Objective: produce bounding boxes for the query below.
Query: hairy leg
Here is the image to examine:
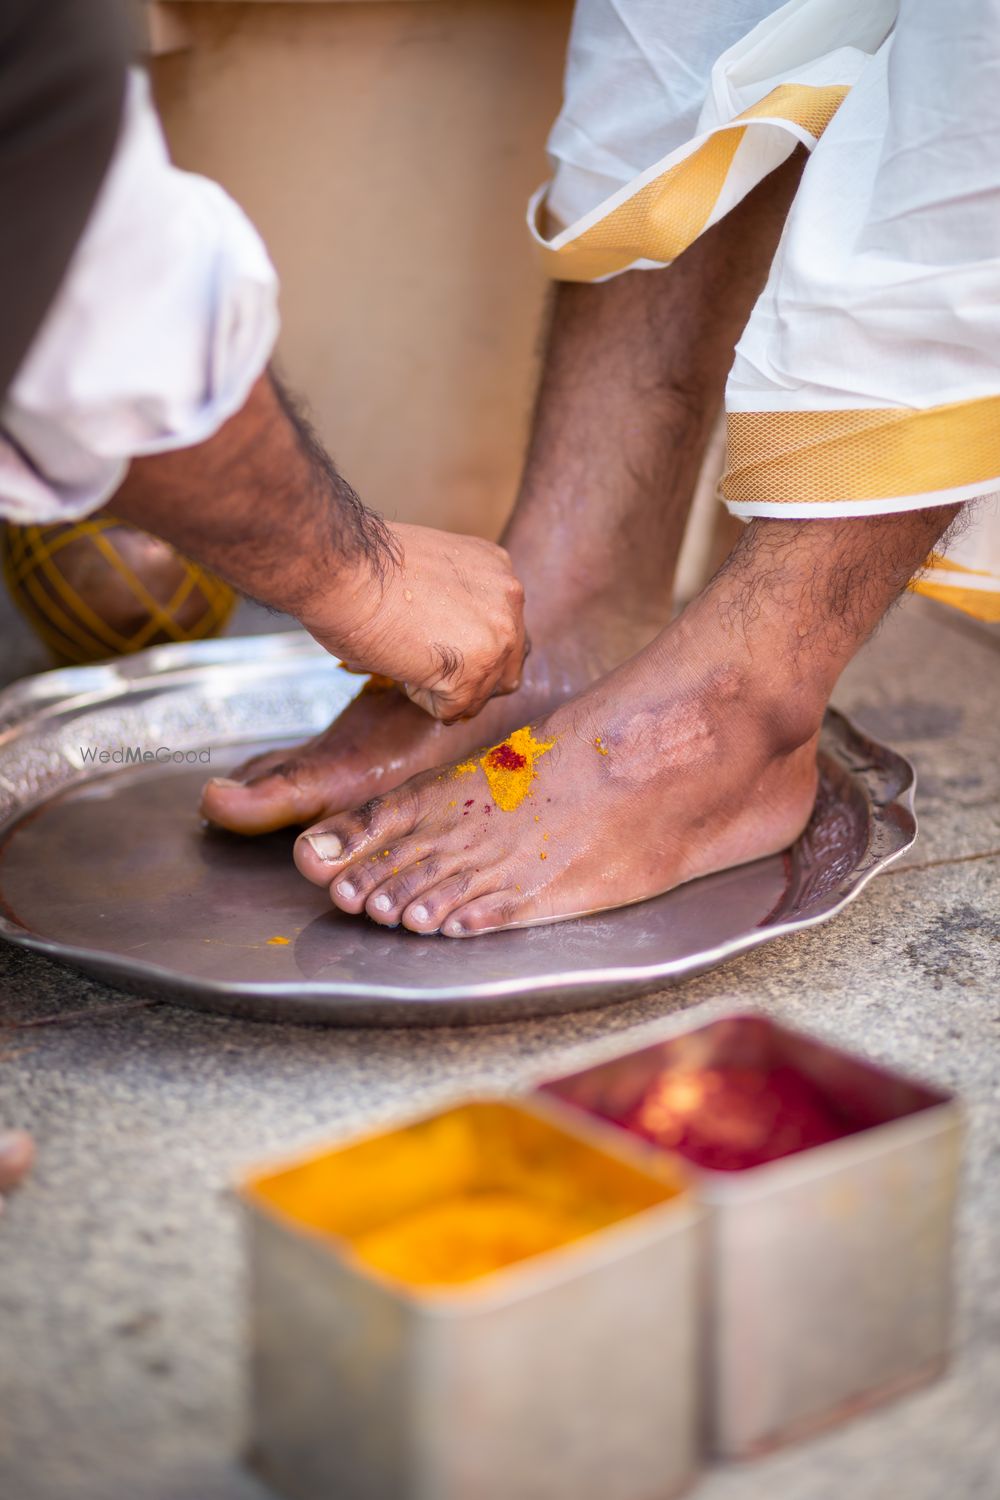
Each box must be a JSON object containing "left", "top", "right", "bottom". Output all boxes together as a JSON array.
[
  {"left": 297, "top": 504, "right": 959, "bottom": 935},
  {"left": 202, "top": 157, "right": 804, "bottom": 834}
]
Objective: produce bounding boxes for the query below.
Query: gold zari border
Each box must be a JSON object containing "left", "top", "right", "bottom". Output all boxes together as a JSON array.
[
  {"left": 538, "top": 83, "right": 848, "bottom": 282},
  {"left": 909, "top": 579, "right": 1000, "bottom": 623},
  {"left": 909, "top": 555, "right": 1000, "bottom": 623},
  {"left": 722, "top": 396, "right": 1000, "bottom": 505}
]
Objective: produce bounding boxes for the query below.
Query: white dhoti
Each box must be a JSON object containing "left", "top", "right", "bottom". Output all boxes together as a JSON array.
[{"left": 531, "top": 0, "right": 1000, "bottom": 622}]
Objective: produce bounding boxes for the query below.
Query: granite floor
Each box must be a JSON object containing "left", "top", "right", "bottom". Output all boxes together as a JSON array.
[{"left": 0, "top": 593, "right": 997, "bottom": 1500}]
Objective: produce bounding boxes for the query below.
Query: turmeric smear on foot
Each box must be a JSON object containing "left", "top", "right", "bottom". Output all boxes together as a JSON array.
[{"left": 479, "top": 726, "right": 555, "bottom": 812}]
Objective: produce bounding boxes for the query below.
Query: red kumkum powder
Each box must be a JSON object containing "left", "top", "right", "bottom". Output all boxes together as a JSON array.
[
  {"left": 487, "top": 743, "right": 527, "bottom": 772},
  {"left": 605, "top": 1065, "right": 858, "bottom": 1172}
]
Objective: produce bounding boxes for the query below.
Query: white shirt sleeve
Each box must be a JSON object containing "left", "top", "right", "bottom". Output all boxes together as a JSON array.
[{"left": 0, "top": 68, "right": 279, "bottom": 524}]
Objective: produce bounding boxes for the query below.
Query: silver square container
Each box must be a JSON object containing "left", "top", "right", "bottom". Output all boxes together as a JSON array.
[
  {"left": 539, "top": 1013, "right": 962, "bottom": 1457},
  {"left": 239, "top": 1098, "right": 704, "bottom": 1500}
]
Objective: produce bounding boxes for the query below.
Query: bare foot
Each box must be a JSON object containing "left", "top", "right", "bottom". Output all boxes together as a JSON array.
[
  {"left": 200, "top": 611, "right": 655, "bottom": 834},
  {"left": 291, "top": 603, "right": 822, "bottom": 936}
]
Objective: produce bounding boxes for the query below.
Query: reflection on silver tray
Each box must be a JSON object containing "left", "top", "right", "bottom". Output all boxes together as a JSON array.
[{"left": 0, "top": 634, "right": 916, "bottom": 1026}]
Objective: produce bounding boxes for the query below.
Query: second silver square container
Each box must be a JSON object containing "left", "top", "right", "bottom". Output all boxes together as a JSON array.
[{"left": 540, "top": 1013, "right": 961, "bottom": 1457}]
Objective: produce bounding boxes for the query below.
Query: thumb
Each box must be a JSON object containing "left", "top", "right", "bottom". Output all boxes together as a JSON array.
[{"left": 403, "top": 681, "right": 478, "bottom": 723}]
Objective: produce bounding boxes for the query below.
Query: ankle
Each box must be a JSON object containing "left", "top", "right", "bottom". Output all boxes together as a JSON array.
[
  {"left": 503, "top": 508, "right": 686, "bottom": 634},
  {"left": 656, "top": 598, "right": 828, "bottom": 760},
  {"left": 505, "top": 580, "right": 663, "bottom": 652}
]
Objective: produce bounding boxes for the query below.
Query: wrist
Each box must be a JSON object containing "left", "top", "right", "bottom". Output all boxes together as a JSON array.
[{"left": 293, "top": 535, "right": 398, "bottom": 664}]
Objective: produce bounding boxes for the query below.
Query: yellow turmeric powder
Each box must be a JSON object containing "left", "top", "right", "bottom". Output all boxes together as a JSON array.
[
  {"left": 350, "top": 1189, "right": 605, "bottom": 1286},
  {"left": 246, "top": 1103, "right": 681, "bottom": 1291},
  {"left": 479, "top": 727, "right": 555, "bottom": 812}
]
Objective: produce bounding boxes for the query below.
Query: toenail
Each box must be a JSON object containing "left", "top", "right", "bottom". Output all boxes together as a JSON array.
[
  {"left": 373, "top": 894, "right": 392, "bottom": 913},
  {"left": 336, "top": 881, "right": 356, "bottom": 899},
  {"left": 207, "top": 777, "right": 242, "bottom": 789},
  {"left": 410, "top": 904, "right": 429, "bottom": 923},
  {"left": 303, "top": 832, "right": 344, "bottom": 862},
  {"left": 446, "top": 919, "right": 465, "bottom": 936}
]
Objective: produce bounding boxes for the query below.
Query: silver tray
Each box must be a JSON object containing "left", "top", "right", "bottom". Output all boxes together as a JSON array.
[{"left": 0, "top": 634, "right": 916, "bottom": 1026}]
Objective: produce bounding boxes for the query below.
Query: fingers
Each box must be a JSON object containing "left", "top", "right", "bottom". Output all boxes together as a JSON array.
[
  {"left": 334, "top": 530, "right": 528, "bottom": 723},
  {"left": 404, "top": 625, "right": 529, "bottom": 725},
  {"left": 493, "top": 630, "right": 531, "bottom": 699},
  {"left": 403, "top": 669, "right": 493, "bottom": 723},
  {"left": 500, "top": 592, "right": 529, "bottom": 691},
  {"left": 403, "top": 682, "right": 460, "bottom": 722},
  {"left": 423, "top": 558, "right": 526, "bottom": 721},
  {"left": 0, "top": 1130, "right": 34, "bottom": 1196}
]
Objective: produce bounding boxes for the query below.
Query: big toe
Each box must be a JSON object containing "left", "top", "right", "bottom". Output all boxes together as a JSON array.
[
  {"left": 294, "top": 789, "right": 419, "bottom": 887},
  {"left": 201, "top": 756, "right": 338, "bottom": 835}
]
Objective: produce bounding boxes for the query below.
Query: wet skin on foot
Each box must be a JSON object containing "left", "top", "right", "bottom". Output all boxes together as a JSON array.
[
  {"left": 199, "top": 626, "right": 646, "bottom": 836},
  {"left": 292, "top": 640, "right": 821, "bottom": 938}
]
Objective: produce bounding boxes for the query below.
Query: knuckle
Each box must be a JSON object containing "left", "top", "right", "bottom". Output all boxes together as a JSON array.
[
  {"left": 246, "top": 757, "right": 294, "bottom": 786},
  {"left": 448, "top": 870, "right": 474, "bottom": 903},
  {"left": 399, "top": 859, "right": 439, "bottom": 898},
  {"left": 265, "top": 756, "right": 314, "bottom": 788},
  {"left": 355, "top": 796, "right": 384, "bottom": 830},
  {"left": 388, "top": 782, "right": 419, "bottom": 825},
  {"left": 351, "top": 863, "right": 380, "bottom": 895}
]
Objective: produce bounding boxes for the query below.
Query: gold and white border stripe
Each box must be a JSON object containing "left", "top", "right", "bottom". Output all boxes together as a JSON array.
[
  {"left": 910, "top": 556, "right": 1000, "bottom": 623},
  {"left": 721, "top": 397, "right": 1000, "bottom": 516},
  {"left": 529, "top": 83, "right": 849, "bottom": 283}
]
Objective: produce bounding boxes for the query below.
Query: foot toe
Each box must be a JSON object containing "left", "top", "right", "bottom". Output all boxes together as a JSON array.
[
  {"left": 296, "top": 790, "right": 419, "bottom": 886},
  {"left": 401, "top": 871, "right": 482, "bottom": 933},
  {"left": 295, "top": 822, "right": 353, "bottom": 884},
  {"left": 442, "top": 890, "right": 524, "bottom": 938},
  {"left": 202, "top": 754, "right": 335, "bottom": 835},
  {"left": 360, "top": 853, "right": 457, "bottom": 927},
  {"left": 328, "top": 841, "right": 425, "bottom": 914}
]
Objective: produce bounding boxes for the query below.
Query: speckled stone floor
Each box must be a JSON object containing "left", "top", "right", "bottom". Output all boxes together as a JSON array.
[{"left": 0, "top": 593, "right": 997, "bottom": 1500}]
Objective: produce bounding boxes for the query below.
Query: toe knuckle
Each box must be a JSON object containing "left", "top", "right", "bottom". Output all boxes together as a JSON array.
[
  {"left": 355, "top": 796, "right": 383, "bottom": 828},
  {"left": 395, "top": 868, "right": 435, "bottom": 903},
  {"left": 412, "top": 857, "right": 440, "bottom": 889},
  {"left": 267, "top": 757, "right": 311, "bottom": 787}
]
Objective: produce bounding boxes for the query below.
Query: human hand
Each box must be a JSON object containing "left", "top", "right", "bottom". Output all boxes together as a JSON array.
[
  {"left": 0, "top": 1131, "right": 34, "bottom": 1214},
  {"left": 305, "top": 522, "right": 527, "bottom": 723},
  {"left": 113, "top": 376, "right": 526, "bottom": 721}
]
